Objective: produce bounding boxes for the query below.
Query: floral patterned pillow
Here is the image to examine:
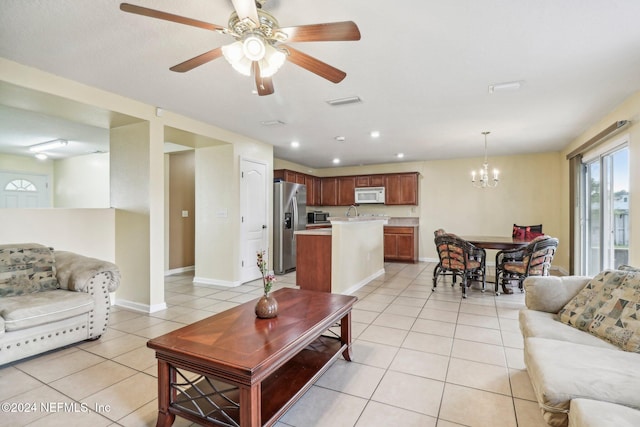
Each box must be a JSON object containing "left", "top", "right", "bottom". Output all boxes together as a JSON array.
[
  {"left": 618, "top": 265, "right": 640, "bottom": 272},
  {"left": 0, "top": 244, "right": 59, "bottom": 297},
  {"left": 557, "top": 270, "right": 640, "bottom": 352}
]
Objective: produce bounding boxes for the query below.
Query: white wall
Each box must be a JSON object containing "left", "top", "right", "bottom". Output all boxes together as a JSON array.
[
  {"left": 331, "top": 220, "right": 385, "bottom": 294},
  {"left": 53, "top": 152, "right": 109, "bottom": 208},
  {"left": 194, "top": 144, "right": 236, "bottom": 285},
  {"left": 0, "top": 153, "right": 54, "bottom": 175},
  {"left": 0, "top": 208, "right": 115, "bottom": 261}
]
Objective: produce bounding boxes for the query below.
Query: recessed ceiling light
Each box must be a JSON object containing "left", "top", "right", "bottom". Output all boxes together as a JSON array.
[
  {"left": 370, "top": 131, "right": 380, "bottom": 138},
  {"left": 290, "top": 141, "right": 300, "bottom": 148},
  {"left": 335, "top": 136, "right": 346, "bottom": 142},
  {"left": 396, "top": 153, "right": 404, "bottom": 159},
  {"left": 488, "top": 80, "right": 524, "bottom": 94},
  {"left": 332, "top": 158, "right": 340, "bottom": 164}
]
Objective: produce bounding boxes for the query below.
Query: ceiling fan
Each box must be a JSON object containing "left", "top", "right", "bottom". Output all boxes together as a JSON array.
[{"left": 120, "top": 0, "right": 361, "bottom": 96}]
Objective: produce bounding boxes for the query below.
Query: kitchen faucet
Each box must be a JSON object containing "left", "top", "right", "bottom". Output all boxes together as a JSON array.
[{"left": 346, "top": 205, "right": 358, "bottom": 217}]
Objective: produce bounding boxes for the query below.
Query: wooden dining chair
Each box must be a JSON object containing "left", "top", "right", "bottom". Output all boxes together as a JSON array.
[
  {"left": 433, "top": 233, "right": 486, "bottom": 298},
  {"left": 494, "top": 235, "right": 559, "bottom": 295}
]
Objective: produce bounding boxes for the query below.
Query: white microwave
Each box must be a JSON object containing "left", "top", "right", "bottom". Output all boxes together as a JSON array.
[{"left": 354, "top": 187, "right": 385, "bottom": 204}]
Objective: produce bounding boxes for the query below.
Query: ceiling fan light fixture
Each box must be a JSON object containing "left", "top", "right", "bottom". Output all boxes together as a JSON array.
[
  {"left": 222, "top": 41, "right": 252, "bottom": 76},
  {"left": 242, "top": 35, "right": 266, "bottom": 61},
  {"left": 259, "top": 44, "right": 286, "bottom": 77}
]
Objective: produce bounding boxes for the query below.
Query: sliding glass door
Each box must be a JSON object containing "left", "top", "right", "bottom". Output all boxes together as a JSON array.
[{"left": 581, "top": 145, "right": 629, "bottom": 275}]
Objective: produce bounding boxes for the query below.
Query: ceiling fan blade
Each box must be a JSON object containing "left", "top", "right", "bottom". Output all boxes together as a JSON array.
[
  {"left": 231, "top": 0, "right": 260, "bottom": 26},
  {"left": 280, "top": 21, "right": 361, "bottom": 42},
  {"left": 252, "top": 62, "right": 274, "bottom": 96},
  {"left": 285, "top": 46, "right": 347, "bottom": 83},
  {"left": 170, "top": 47, "right": 224, "bottom": 72},
  {"left": 120, "top": 3, "right": 224, "bottom": 32}
]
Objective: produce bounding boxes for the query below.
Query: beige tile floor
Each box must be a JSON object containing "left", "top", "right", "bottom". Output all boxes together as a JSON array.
[{"left": 0, "top": 262, "right": 549, "bottom": 427}]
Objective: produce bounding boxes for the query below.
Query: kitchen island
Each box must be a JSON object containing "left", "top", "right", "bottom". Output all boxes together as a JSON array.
[{"left": 295, "top": 216, "right": 388, "bottom": 294}]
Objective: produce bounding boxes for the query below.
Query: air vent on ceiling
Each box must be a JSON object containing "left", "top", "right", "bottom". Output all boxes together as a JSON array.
[
  {"left": 260, "top": 120, "right": 286, "bottom": 126},
  {"left": 326, "top": 96, "right": 362, "bottom": 106}
]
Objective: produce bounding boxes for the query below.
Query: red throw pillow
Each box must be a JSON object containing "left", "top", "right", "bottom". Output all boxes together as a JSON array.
[
  {"left": 513, "top": 226, "right": 528, "bottom": 240},
  {"left": 525, "top": 231, "right": 545, "bottom": 240}
]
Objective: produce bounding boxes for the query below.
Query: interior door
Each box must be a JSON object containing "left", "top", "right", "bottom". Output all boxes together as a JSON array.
[{"left": 240, "top": 158, "right": 268, "bottom": 283}]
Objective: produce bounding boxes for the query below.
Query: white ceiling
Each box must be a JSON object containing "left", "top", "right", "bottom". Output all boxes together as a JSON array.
[{"left": 1, "top": 0, "right": 640, "bottom": 167}]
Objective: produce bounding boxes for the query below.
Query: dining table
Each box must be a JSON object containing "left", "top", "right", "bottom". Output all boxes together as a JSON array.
[
  {"left": 460, "top": 235, "right": 534, "bottom": 294},
  {"left": 461, "top": 235, "right": 533, "bottom": 251}
]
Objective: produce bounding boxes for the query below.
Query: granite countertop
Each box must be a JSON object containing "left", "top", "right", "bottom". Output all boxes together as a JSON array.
[
  {"left": 295, "top": 228, "right": 332, "bottom": 236},
  {"left": 386, "top": 217, "right": 419, "bottom": 227},
  {"left": 328, "top": 216, "right": 390, "bottom": 223}
]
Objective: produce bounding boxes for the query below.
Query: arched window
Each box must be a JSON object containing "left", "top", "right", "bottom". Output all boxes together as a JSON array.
[{"left": 5, "top": 179, "right": 37, "bottom": 192}]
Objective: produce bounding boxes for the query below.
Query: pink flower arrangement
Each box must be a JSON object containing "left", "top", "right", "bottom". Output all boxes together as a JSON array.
[{"left": 257, "top": 250, "right": 275, "bottom": 295}]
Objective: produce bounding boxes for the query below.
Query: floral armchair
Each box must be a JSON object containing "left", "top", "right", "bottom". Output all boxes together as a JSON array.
[
  {"left": 433, "top": 233, "right": 486, "bottom": 298},
  {"left": 495, "top": 235, "right": 559, "bottom": 295}
]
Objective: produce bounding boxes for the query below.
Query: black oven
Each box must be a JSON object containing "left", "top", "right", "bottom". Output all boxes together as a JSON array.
[{"left": 307, "top": 211, "right": 330, "bottom": 224}]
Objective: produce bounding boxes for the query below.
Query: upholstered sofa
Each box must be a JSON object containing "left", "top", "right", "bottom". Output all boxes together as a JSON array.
[
  {"left": 0, "top": 243, "right": 120, "bottom": 365},
  {"left": 519, "top": 272, "right": 640, "bottom": 427}
]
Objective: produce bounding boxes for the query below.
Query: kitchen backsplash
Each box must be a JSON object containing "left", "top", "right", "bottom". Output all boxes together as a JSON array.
[{"left": 310, "top": 205, "right": 419, "bottom": 219}]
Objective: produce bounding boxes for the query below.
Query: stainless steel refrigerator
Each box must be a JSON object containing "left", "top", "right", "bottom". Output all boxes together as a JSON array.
[{"left": 273, "top": 180, "right": 307, "bottom": 274}]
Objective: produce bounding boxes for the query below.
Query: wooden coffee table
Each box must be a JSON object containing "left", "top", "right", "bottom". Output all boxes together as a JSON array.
[{"left": 147, "top": 287, "right": 357, "bottom": 427}]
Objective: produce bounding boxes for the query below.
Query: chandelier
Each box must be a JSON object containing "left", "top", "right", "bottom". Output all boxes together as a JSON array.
[{"left": 471, "top": 131, "right": 499, "bottom": 188}]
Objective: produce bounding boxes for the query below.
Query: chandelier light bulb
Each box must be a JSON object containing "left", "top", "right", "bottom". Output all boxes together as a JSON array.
[{"left": 471, "top": 132, "right": 499, "bottom": 188}]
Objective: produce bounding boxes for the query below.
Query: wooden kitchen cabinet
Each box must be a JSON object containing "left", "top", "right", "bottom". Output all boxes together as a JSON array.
[
  {"left": 370, "top": 175, "right": 385, "bottom": 187},
  {"left": 384, "top": 226, "right": 418, "bottom": 263},
  {"left": 355, "top": 175, "right": 385, "bottom": 188},
  {"left": 337, "top": 176, "right": 356, "bottom": 206},
  {"left": 307, "top": 176, "right": 322, "bottom": 206},
  {"left": 274, "top": 169, "right": 305, "bottom": 184},
  {"left": 355, "top": 176, "right": 370, "bottom": 187},
  {"left": 296, "top": 233, "right": 332, "bottom": 292},
  {"left": 276, "top": 169, "right": 419, "bottom": 207},
  {"left": 384, "top": 173, "right": 419, "bottom": 205},
  {"left": 321, "top": 177, "right": 338, "bottom": 206},
  {"left": 275, "top": 169, "right": 319, "bottom": 205}
]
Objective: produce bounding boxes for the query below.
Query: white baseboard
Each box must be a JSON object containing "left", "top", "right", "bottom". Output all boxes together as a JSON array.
[
  {"left": 115, "top": 299, "right": 167, "bottom": 313},
  {"left": 341, "top": 268, "right": 385, "bottom": 295},
  {"left": 165, "top": 266, "right": 195, "bottom": 276},
  {"left": 193, "top": 276, "right": 241, "bottom": 288}
]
